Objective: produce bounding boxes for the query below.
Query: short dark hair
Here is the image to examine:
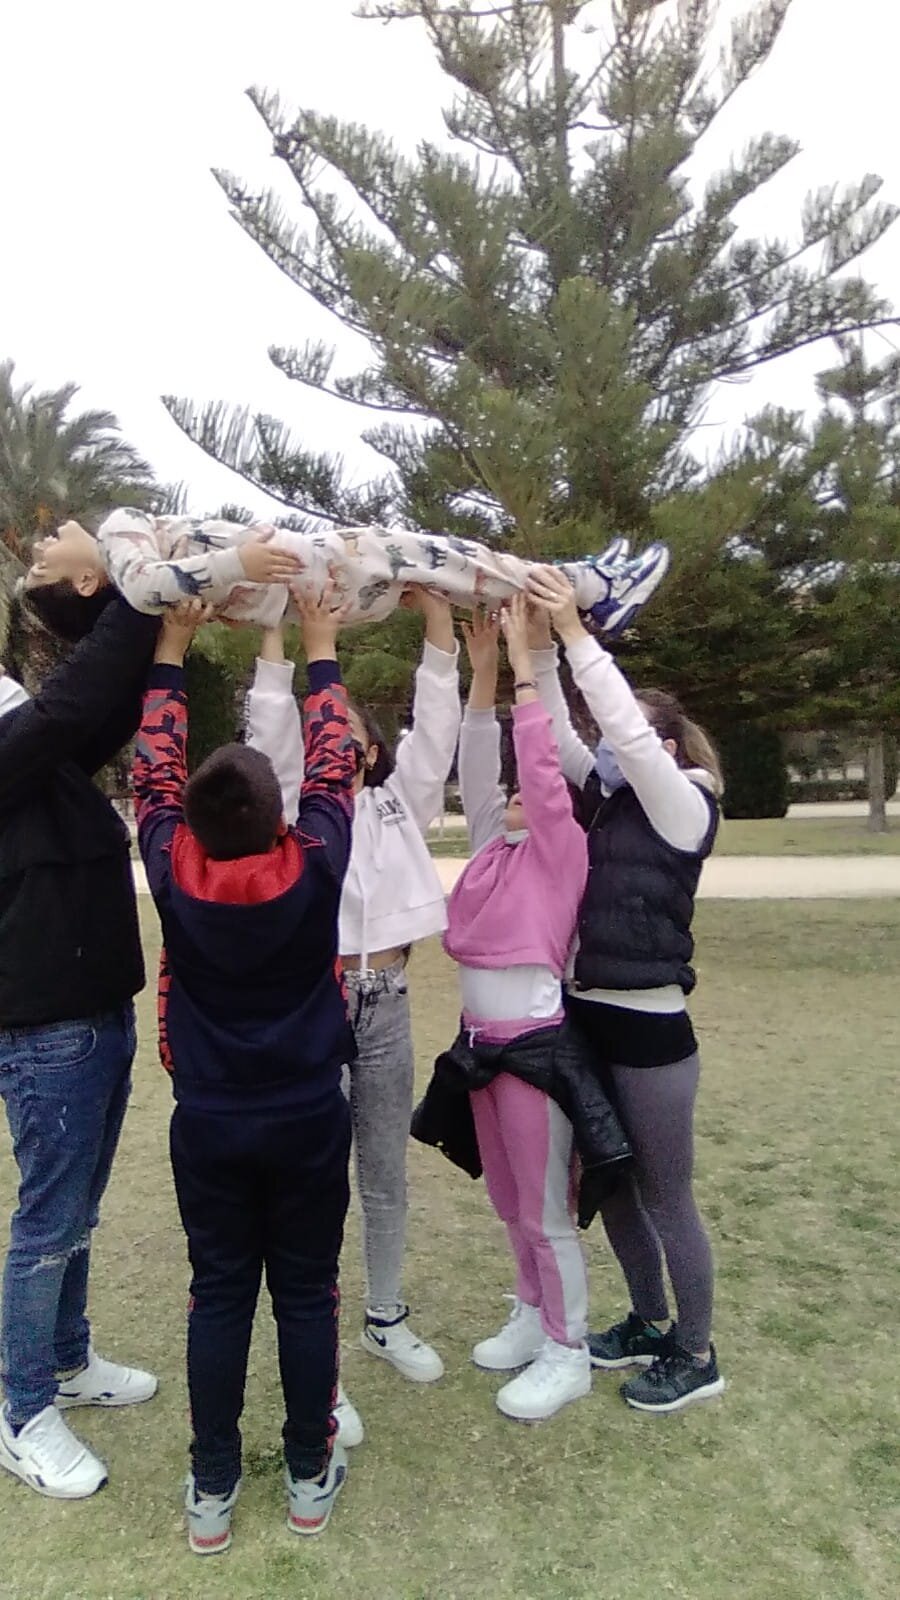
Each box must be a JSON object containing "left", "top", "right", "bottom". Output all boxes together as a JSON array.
[
  {"left": 349, "top": 701, "right": 395, "bottom": 788},
  {"left": 183, "top": 744, "right": 283, "bottom": 860},
  {"left": 22, "top": 579, "right": 115, "bottom": 643}
]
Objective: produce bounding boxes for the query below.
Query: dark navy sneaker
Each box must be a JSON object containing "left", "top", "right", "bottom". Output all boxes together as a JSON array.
[
  {"left": 620, "top": 1342, "right": 725, "bottom": 1413},
  {"left": 588, "top": 1311, "right": 673, "bottom": 1370},
  {"left": 586, "top": 542, "right": 670, "bottom": 637}
]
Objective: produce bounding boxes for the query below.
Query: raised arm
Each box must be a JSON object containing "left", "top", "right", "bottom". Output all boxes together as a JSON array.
[
  {"left": 390, "top": 590, "right": 461, "bottom": 832},
  {"left": 501, "top": 594, "right": 588, "bottom": 880},
  {"left": 132, "top": 603, "right": 211, "bottom": 895},
  {"left": 527, "top": 602, "right": 594, "bottom": 789},
  {"left": 295, "top": 585, "right": 356, "bottom": 884},
  {"left": 527, "top": 568, "right": 710, "bottom": 852},
  {"left": 245, "top": 622, "right": 305, "bottom": 826},
  {"left": 0, "top": 594, "right": 159, "bottom": 809},
  {"left": 98, "top": 509, "right": 302, "bottom": 614},
  {"left": 458, "top": 608, "right": 506, "bottom": 854}
]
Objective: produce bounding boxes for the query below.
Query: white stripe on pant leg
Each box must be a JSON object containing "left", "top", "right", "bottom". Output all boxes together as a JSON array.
[{"left": 539, "top": 1101, "right": 589, "bottom": 1344}]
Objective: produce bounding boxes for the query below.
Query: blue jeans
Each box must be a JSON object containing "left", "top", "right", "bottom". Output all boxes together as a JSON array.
[{"left": 0, "top": 1006, "right": 136, "bottom": 1426}]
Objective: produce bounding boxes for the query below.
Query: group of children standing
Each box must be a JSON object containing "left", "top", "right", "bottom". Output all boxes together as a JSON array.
[{"left": 4, "top": 511, "right": 722, "bottom": 1554}]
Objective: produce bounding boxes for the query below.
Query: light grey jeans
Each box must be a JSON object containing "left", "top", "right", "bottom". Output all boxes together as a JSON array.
[{"left": 343, "top": 962, "right": 415, "bottom": 1319}]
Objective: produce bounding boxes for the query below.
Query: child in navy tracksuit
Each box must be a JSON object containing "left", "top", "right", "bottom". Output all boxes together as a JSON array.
[{"left": 132, "top": 592, "right": 356, "bottom": 1554}]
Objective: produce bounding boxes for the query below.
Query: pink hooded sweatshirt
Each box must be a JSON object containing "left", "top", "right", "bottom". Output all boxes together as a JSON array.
[{"left": 444, "top": 700, "right": 588, "bottom": 1041}]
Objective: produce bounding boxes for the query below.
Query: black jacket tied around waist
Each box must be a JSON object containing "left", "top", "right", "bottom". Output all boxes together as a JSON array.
[{"left": 411, "top": 1020, "right": 632, "bottom": 1229}]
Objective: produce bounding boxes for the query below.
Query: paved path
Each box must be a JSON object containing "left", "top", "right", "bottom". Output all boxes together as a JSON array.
[
  {"left": 430, "top": 855, "right": 900, "bottom": 899},
  {"left": 132, "top": 855, "right": 900, "bottom": 900}
]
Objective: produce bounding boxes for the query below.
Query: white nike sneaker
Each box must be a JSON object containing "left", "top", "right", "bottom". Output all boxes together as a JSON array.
[
  {"left": 0, "top": 1403, "right": 108, "bottom": 1499},
  {"left": 56, "top": 1347, "right": 158, "bottom": 1409},
  {"left": 333, "top": 1383, "right": 364, "bottom": 1447},
  {"left": 361, "top": 1307, "right": 445, "bottom": 1383},
  {"left": 495, "top": 1337, "right": 592, "bottom": 1422},
  {"left": 472, "top": 1299, "right": 544, "bottom": 1372}
]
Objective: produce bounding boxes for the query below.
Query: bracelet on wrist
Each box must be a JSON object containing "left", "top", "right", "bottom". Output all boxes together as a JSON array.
[{"left": 514, "top": 679, "right": 538, "bottom": 692}]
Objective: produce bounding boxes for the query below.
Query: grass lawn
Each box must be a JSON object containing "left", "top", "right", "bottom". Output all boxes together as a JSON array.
[
  {"left": 1, "top": 900, "right": 898, "bottom": 1600},
  {"left": 428, "top": 815, "right": 900, "bottom": 858}
]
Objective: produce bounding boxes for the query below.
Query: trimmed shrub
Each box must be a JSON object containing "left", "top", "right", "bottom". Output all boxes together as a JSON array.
[{"left": 718, "top": 724, "right": 789, "bottom": 819}]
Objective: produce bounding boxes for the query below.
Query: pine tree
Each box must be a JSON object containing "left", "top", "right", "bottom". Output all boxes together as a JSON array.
[
  {"left": 716, "top": 338, "right": 900, "bottom": 828},
  {"left": 166, "top": 0, "right": 897, "bottom": 563}
]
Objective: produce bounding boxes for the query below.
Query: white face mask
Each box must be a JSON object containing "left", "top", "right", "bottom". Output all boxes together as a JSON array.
[{"left": 0, "top": 675, "right": 29, "bottom": 718}]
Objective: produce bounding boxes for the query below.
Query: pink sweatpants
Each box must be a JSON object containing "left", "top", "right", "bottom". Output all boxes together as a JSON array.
[{"left": 470, "top": 1074, "right": 588, "bottom": 1346}]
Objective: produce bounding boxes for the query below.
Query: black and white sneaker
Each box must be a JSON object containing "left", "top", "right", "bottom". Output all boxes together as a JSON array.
[
  {"left": 588, "top": 1311, "right": 673, "bottom": 1370},
  {"left": 620, "top": 1342, "right": 725, "bottom": 1413}
]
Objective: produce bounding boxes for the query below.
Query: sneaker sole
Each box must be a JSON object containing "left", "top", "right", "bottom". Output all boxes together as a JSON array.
[
  {"left": 0, "top": 1444, "right": 108, "bottom": 1500},
  {"left": 288, "top": 1485, "right": 344, "bottom": 1538},
  {"left": 623, "top": 1376, "right": 726, "bottom": 1414},
  {"left": 361, "top": 1333, "right": 444, "bottom": 1384},
  {"left": 496, "top": 1378, "right": 592, "bottom": 1424},
  {"left": 589, "top": 1352, "right": 657, "bottom": 1371},
  {"left": 188, "top": 1529, "right": 233, "bottom": 1557},
  {"left": 56, "top": 1384, "right": 158, "bottom": 1410},
  {"left": 472, "top": 1348, "right": 543, "bottom": 1373}
]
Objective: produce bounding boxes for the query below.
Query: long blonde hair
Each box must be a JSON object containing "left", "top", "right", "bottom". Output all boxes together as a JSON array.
[{"left": 637, "top": 688, "right": 724, "bottom": 798}]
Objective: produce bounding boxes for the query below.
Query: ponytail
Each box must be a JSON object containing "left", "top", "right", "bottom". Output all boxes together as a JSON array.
[
  {"left": 637, "top": 687, "right": 723, "bottom": 798},
  {"left": 680, "top": 717, "right": 724, "bottom": 798}
]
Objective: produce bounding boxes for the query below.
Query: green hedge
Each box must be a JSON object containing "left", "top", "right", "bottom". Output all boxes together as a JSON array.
[{"left": 718, "top": 724, "right": 789, "bottom": 819}]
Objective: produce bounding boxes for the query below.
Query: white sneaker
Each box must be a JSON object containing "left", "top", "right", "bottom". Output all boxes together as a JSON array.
[
  {"left": 472, "top": 1299, "right": 543, "bottom": 1372},
  {"left": 333, "top": 1383, "right": 364, "bottom": 1447},
  {"left": 495, "top": 1337, "right": 592, "bottom": 1422},
  {"left": 0, "top": 1403, "right": 108, "bottom": 1498},
  {"left": 361, "top": 1307, "right": 444, "bottom": 1383},
  {"left": 56, "top": 1347, "right": 158, "bottom": 1409}
]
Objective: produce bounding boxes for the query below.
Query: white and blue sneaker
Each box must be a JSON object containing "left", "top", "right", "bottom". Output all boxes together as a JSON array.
[
  {"left": 56, "top": 1348, "right": 158, "bottom": 1409},
  {"left": 361, "top": 1306, "right": 444, "bottom": 1383},
  {"left": 587, "top": 542, "right": 670, "bottom": 636},
  {"left": 0, "top": 1403, "right": 107, "bottom": 1499},
  {"left": 185, "top": 1474, "right": 241, "bottom": 1557},
  {"left": 286, "top": 1442, "right": 347, "bottom": 1537}
]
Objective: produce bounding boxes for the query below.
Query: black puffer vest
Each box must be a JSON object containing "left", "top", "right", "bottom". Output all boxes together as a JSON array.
[{"left": 574, "top": 778, "right": 719, "bottom": 996}]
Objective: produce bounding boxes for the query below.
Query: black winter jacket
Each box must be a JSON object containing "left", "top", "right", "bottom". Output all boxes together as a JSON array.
[
  {"left": 0, "top": 596, "right": 159, "bottom": 1027},
  {"left": 411, "top": 1021, "right": 632, "bottom": 1228}
]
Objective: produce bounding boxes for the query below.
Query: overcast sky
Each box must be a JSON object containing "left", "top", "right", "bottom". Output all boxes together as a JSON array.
[{"left": 2, "top": 0, "right": 898, "bottom": 516}]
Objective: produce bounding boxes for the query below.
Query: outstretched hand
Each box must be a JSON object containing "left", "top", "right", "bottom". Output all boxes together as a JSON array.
[
  {"left": 525, "top": 566, "right": 586, "bottom": 644},
  {"left": 400, "top": 585, "right": 456, "bottom": 653},
  {"left": 499, "top": 592, "right": 534, "bottom": 681},
  {"left": 154, "top": 599, "right": 215, "bottom": 665},
  {"left": 239, "top": 535, "right": 304, "bottom": 585},
  {"left": 461, "top": 607, "right": 500, "bottom": 679},
  {"left": 291, "top": 576, "right": 350, "bottom": 663}
]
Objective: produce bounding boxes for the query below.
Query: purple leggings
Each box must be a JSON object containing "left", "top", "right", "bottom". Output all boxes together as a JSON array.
[{"left": 596, "top": 1053, "right": 715, "bottom": 1353}]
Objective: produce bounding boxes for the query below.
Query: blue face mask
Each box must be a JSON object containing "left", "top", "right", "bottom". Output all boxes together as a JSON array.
[{"left": 594, "top": 738, "right": 628, "bottom": 792}]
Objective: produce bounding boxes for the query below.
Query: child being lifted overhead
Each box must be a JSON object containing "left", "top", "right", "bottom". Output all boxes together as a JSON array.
[{"left": 21, "top": 508, "right": 668, "bottom": 640}]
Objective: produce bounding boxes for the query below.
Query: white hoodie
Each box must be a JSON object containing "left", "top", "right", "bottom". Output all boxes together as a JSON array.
[{"left": 247, "top": 641, "right": 461, "bottom": 963}]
